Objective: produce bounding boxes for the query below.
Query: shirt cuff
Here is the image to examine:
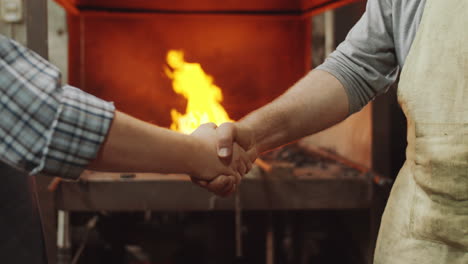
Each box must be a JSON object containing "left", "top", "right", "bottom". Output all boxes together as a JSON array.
[{"left": 39, "top": 85, "right": 115, "bottom": 179}]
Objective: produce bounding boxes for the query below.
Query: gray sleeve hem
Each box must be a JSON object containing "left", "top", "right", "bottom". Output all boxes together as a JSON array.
[
  {"left": 316, "top": 63, "right": 365, "bottom": 115},
  {"left": 314, "top": 0, "right": 400, "bottom": 115}
]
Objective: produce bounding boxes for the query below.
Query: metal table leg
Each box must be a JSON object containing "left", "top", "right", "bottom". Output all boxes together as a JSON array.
[{"left": 57, "top": 211, "right": 72, "bottom": 264}]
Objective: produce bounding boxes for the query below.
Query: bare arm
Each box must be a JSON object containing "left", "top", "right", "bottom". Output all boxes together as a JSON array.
[
  {"left": 217, "top": 0, "right": 402, "bottom": 158},
  {"left": 89, "top": 111, "right": 248, "bottom": 183},
  {"left": 217, "top": 70, "right": 349, "bottom": 156}
]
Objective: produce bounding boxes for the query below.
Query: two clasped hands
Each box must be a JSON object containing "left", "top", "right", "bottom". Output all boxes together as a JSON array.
[
  {"left": 189, "top": 122, "right": 257, "bottom": 197},
  {"left": 91, "top": 71, "right": 348, "bottom": 198}
]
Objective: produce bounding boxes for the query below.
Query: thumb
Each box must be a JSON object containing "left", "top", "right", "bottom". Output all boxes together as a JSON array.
[
  {"left": 217, "top": 122, "right": 255, "bottom": 158},
  {"left": 233, "top": 123, "right": 255, "bottom": 152},
  {"left": 190, "top": 177, "right": 208, "bottom": 187},
  {"left": 217, "top": 122, "right": 236, "bottom": 158}
]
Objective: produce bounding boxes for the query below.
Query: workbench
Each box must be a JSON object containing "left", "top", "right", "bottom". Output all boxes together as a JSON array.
[{"left": 56, "top": 165, "right": 373, "bottom": 212}]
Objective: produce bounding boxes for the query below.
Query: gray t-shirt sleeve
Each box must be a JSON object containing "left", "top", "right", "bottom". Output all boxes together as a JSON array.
[{"left": 316, "top": 0, "right": 399, "bottom": 114}]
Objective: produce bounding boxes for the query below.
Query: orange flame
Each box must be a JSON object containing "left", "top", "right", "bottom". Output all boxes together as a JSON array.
[{"left": 165, "top": 50, "right": 232, "bottom": 134}]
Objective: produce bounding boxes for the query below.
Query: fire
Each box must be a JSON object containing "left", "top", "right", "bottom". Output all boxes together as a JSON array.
[{"left": 165, "top": 50, "right": 232, "bottom": 134}]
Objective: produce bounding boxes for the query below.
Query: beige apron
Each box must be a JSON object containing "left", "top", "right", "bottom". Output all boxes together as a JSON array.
[{"left": 373, "top": 0, "right": 468, "bottom": 263}]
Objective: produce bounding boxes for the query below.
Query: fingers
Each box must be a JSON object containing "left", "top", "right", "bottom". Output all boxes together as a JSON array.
[
  {"left": 191, "top": 122, "right": 217, "bottom": 138},
  {"left": 237, "top": 159, "right": 247, "bottom": 176},
  {"left": 190, "top": 177, "right": 208, "bottom": 187},
  {"left": 206, "top": 175, "right": 235, "bottom": 196},
  {"left": 242, "top": 153, "right": 253, "bottom": 173},
  {"left": 200, "top": 122, "right": 217, "bottom": 129},
  {"left": 217, "top": 122, "right": 236, "bottom": 158},
  {"left": 232, "top": 142, "right": 254, "bottom": 176},
  {"left": 212, "top": 178, "right": 237, "bottom": 197},
  {"left": 234, "top": 171, "right": 242, "bottom": 185},
  {"left": 217, "top": 122, "right": 256, "bottom": 159},
  {"left": 225, "top": 153, "right": 245, "bottom": 183},
  {"left": 211, "top": 175, "right": 232, "bottom": 190},
  {"left": 196, "top": 173, "right": 238, "bottom": 197},
  {"left": 229, "top": 169, "right": 242, "bottom": 186},
  {"left": 191, "top": 175, "right": 240, "bottom": 197},
  {"left": 189, "top": 121, "right": 254, "bottom": 197}
]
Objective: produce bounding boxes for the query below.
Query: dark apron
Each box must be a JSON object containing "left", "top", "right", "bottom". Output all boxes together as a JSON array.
[{"left": 0, "top": 161, "right": 47, "bottom": 263}]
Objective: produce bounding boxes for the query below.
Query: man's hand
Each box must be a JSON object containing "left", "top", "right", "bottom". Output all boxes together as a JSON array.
[
  {"left": 193, "top": 122, "right": 258, "bottom": 197},
  {"left": 216, "top": 122, "right": 258, "bottom": 160},
  {"left": 190, "top": 123, "right": 253, "bottom": 196}
]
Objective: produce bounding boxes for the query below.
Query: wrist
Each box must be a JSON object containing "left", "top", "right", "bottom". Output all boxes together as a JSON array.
[
  {"left": 178, "top": 134, "right": 202, "bottom": 176},
  {"left": 238, "top": 113, "right": 283, "bottom": 155},
  {"left": 237, "top": 120, "right": 260, "bottom": 153}
]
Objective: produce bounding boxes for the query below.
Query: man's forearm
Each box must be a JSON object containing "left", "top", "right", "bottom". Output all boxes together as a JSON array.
[
  {"left": 239, "top": 70, "right": 349, "bottom": 153},
  {"left": 88, "top": 111, "right": 199, "bottom": 174}
]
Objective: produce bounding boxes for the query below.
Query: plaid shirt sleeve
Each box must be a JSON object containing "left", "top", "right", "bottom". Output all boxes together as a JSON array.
[{"left": 0, "top": 35, "right": 115, "bottom": 180}]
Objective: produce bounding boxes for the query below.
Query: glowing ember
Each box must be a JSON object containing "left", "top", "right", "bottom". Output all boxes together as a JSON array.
[{"left": 165, "top": 50, "right": 232, "bottom": 134}]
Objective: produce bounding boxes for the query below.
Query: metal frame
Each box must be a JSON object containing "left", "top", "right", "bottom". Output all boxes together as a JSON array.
[
  {"left": 26, "top": 0, "right": 48, "bottom": 58},
  {"left": 55, "top": 172, "right": 373, "bottom": 264},
  {"left": 25, "top": 1, "right": 58, "bottom": 263},
  {"left": 56, "top": 174, "right": 373, "bottom": 211}
]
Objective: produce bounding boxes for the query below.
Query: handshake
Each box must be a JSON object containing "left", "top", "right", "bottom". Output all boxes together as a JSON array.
[{"left": 188, "top": 122, "right": 257, "bottom": 197}]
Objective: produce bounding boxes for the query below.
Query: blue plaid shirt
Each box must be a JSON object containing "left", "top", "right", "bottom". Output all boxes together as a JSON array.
[{"left": 0, "top": 35, "right": 115, "bottom": 179}]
